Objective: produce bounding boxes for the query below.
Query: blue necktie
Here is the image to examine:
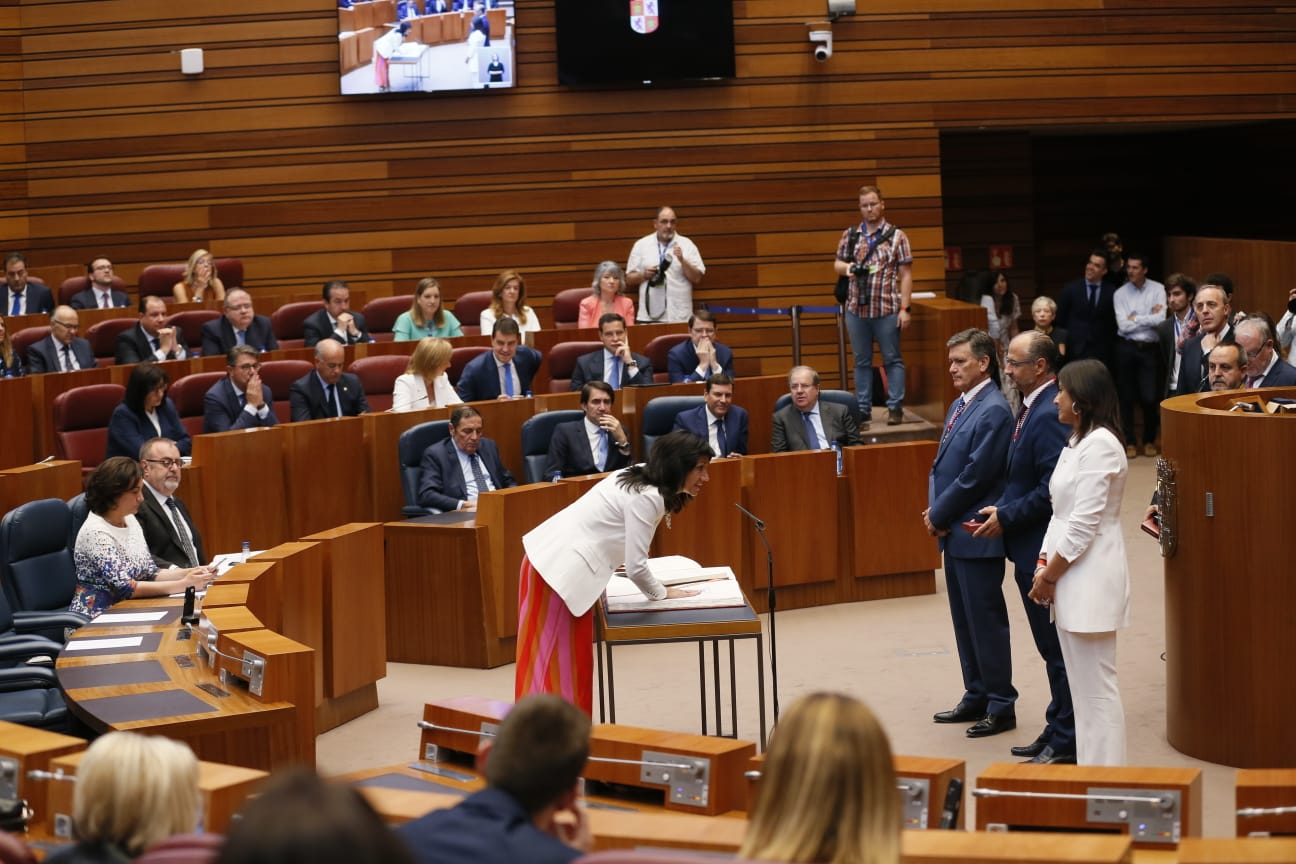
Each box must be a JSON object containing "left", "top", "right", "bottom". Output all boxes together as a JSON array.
[
  {"left": 503, "top": 361, "right": 514, "bottom": 397},
  {"left": 597, "top": 429, "right": 608, "bottom": 471},
  {"left": 610, "top": 356, "right": 622, "bottom": 390},
  {"left": 801, "top": 411, "right": 819, "bottom": 450},
  {"left": 468, "top": 454, "right": 489, "bottom": 499},
  {"left": 1088, "top": 284, "right": 1099, "bottom": 314},
  {"left": 236, "top": 330, "right": 246, "bottom": 346},
  {"left": 9, "top": 293, "right": 18, "bottom": 316},
  {"left": 715, "top": 418, "right": 727, "bottom": 456}
]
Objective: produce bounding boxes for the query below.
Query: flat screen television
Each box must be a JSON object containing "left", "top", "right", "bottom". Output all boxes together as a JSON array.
[
  {"left": 555, "top": 0, "right": 735, "bottom": 86},
  {"left": 337, "top": 0, "right": 516, "bottom": 95}
]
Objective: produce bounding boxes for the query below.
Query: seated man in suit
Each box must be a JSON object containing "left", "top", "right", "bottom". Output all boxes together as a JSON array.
[
  {"left": 69, "top": 257, "right": 130, "bottom": 310},
  {"left": 135, "top": 437, "right": 209, "bottom": 569},
  {"left": 398, "top": 695, "right": 592, "bottom": 864},
  {"left": 667, "top": 309, "right": 735, "bottom": 383},
  {"left": 203, "top": 345, "right": 278, "bottom": 433},
  {"left": 304, "top": 280, "right": 371, "bottom": 347},
  {"left": 456, "top": 317, "right": 542, "bottom": 402},
  {"left": 417, "top": 405, "right": 516, "bottom": 512},
  {"left": 27, "top": 306, "right": 97, "bottom": 373},
  {"left": 1234, "top": 314, "right": 1296, "bottom": 388},
  {"left": 771, "top": 365, "right": 861, "bottom": 452},
  {"left": 289, "top": 339, "right": 369, "bottom": 420},
  {"left": 115, "top": 296, "right": 188, "bottom": 364},
  {"left": 570, "top": 313, "right": 654, "bottom": 391},
  {"left": 5, "top": 252, "right": 54, "bottom": 316},
  {"left": 543, "top": 381, "right": 633, "bottom": 481},
  {"left": 1206, "top": 341, "right": 1246, "bottom": 391},
  {"left": 673, "top": 373, "right": 748, "bottom": 457},
  {"left": 201, "top": 288, "right": 279, "bottom": 356}
]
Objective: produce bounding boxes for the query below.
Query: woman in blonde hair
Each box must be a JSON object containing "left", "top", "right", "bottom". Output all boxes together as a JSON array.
[
  {"left": 394, "top": 277, "right": 463, "bottom": 341},
  {"left": 172, "top": 249, "right": 226, "bottom": 304},
  {"left": 739, "top": 692, "right": 900, "bottom": 864},
  {"left": 392, "top": 337, "right": 462, "bottom": 412},
  {"left": 480, "top": 269, "right": 540, "bottom": 334},
  {"left": 46, "top": 732, "right": 201, "bottom": 863}
]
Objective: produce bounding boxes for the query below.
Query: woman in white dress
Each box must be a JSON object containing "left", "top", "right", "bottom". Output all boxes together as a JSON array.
[
  {"left": 392, "top": 337, "right": 463, "bottom": 412},
  {"left": 479, "top": 269, "right": 540, "bottom": 334},
  {"left": 1029, "top": 358, "right": 1130, "bottom": 765}
]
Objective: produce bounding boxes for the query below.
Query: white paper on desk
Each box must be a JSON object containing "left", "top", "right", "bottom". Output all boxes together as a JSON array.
[
  {"left": 607, "top": 567, "right": 745, "bottom": 613},
  {"left": 90, "top": 611, "right": 167, "bottom": 624},
  {"left": 210, "top": 551, "right": 263, "bottom": 575},
  {"left": 65, "top": 635, "right": 145, "bottom": 651}
]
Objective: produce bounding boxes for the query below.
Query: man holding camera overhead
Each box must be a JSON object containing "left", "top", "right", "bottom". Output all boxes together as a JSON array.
[
  {"left": 625, "top": 205, "right": 706, "bottom": 324},
  {"left": 833, "top": 184, "right": 913, "bottom": 431}
]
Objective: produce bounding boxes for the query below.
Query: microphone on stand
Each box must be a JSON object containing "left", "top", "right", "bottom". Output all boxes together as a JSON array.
[{"left": 734, "top": 502, "right": 779, "bottom": 725}]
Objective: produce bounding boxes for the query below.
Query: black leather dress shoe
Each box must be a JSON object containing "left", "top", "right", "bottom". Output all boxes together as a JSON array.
[
  {"left": 1025, "top": 746, "right": 1076, "bottom": 764},
  {"left": 966, "top": 714, "right": 1016, "bottom": 738},
  {"left": 933, "top": 702, "right": 985, "bottom": 724},
  {"left": 1010, "top": 730, "right": 1050, "bottom": 758}
]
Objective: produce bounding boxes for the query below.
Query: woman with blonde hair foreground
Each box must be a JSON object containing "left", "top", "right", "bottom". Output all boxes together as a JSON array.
[
  {"left": 740, "top": 692, "right": 900, "bottom": 864},
  {"left": 392, "top": 337, "right": 462, "bottom": 411}
]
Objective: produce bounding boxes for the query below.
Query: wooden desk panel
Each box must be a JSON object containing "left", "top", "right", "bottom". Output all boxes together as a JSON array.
[
  {"left": 0, "top": 376, "right": 35, "bottom": 468},
  {"left": 732, "top": 374, "right": 796, "bottom": 457},
  {"left": 280, "top": 417, "right": 369, "bottom": 539},
  {"left": 188, "top": 426, "right": 286, "bottom": 555},
  {"left": 1235, "top": 768, "right": 1296, "bottom": 836},
  {"left": 845, "top": 442, "right": 941, "bottom": 580},
  {"left": 251, "top": 542, "right": 326, "bottom": 708},
  {"left": 740, "top": 451, "right": 838, "bottom": 590},
  {"left": 0, "top": 721, "right": 86, "bottom": 832},
  {"left": 0, "top": 460, "right": 81, "bottom": 515},
  {"left": 1180, "top": 838, "right": 1296, "bottom": 863}
]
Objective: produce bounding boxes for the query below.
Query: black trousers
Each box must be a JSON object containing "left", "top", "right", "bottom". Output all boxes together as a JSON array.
[{"left": 1116, "top": 339, "right": 1161, "bottom": 445}]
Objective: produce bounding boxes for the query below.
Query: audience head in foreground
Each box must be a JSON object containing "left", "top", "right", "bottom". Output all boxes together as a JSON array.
[
  {"left": 216, "top": 768, "right": 413, "bottom": 864},
  {"left": 740, "top": 692, "right": 900, "bottom": 864}
]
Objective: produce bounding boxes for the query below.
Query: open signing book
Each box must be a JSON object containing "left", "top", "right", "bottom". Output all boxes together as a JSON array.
[{"left": 606, "top": 556, "right": 746, "bottom": 613}]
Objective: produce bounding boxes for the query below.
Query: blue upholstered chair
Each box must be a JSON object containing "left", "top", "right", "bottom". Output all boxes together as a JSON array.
[
  {"left": 397, "top": 420, "right": 452, "bottom": 517},
  {"left": 638, "top": 395, "right": 705, "bottom": 459},
  {"left": 519, "top": 409, "right": 584, "bottom": 484},
  {"left": 0, "top": 499, "right": 89, "bottom": 643}
]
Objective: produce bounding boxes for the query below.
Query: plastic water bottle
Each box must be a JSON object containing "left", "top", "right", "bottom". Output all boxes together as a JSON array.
[
  {"left": 240, "top": 541, "right": 251, "bottom": 564},
  {"left": 830, "top": 441, "right": 843, "bottom": 475}
]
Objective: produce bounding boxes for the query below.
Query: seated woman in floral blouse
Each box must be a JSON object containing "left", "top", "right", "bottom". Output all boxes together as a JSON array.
[{"left": 71, "top": 456, "right": 215, "bottom": 619}]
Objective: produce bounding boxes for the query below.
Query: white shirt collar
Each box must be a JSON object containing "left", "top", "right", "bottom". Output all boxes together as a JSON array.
[
  {"left": 962, "top": 377, "right": 993, "bottom": 404},
  {"left": 1022, "top": 377, "right": 1055, "bottom": 409}
]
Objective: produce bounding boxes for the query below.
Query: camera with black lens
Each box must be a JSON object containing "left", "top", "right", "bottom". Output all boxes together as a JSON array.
[
  {"left": 647, "top": 256, "right": 672, "bottom": 288},
  {"left": 850, "top": 261, "right": 870, "bottom": 278}
]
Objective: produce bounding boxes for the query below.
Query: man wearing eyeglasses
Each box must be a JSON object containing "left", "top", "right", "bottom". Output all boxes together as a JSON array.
[
  {"left": 26, "top": 305, "right": 98, "bottom": 374},
  {"left": 69, "top": 258, "right": 129, "bottom": 310},
  {"left": 1234, "top": 315, "right": 1296, "bottom": 389},
  {"left": 201, "top": 289, "right": 280, "bottom": 356},
  {"left": 203, "top": 345, "right": 278, "bottom": 433},
  {"left": 135, "top": 437, "right": 210, "bottom": 570}
]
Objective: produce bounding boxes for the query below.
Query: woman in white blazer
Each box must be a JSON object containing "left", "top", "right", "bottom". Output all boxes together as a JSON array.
[
  {"left": 1029, "top": 359, "right": 1130, "bottom": 765},
  {"left": 392, "top": 337, "right": 463, "bottom": 412},
  {"left": 516, "top": 431, "right": 713, "bottom": 714}
]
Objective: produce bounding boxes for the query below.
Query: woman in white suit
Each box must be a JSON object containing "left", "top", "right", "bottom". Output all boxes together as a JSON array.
[
  {"left": 1029, "top": 358, "right": 1130, "bottom": 765},
  {"left": 392, "top": 337, "right": 462, "bottom": 412},
  {"left": 516, "top": 431, "right": 713, "bottom": 714}
]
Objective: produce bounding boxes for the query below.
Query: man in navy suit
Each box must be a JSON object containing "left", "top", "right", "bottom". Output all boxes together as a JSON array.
[
  {"left": 304, "top": 280, "right": 372, "bottom": 347},
  {"left": 69, "top": 258, "right": 130, "bottom": 310},
  {"left": 974, "top": 332, "right": 1074, "bottom": 763},
  {"left": 543, "top": 381, "right": 633, "bottom": 481},
  {"left": 771, "top": 365, "right": 860, "bottom": 452},
  {"left": 673, "top": 373, "right": 748, "bottom": 456},
  {"left": 1173, "top": 285, "right": 1231, "bottom": 397},
  {"left": 115, "top": 296, "right": 188, "bottom": 364},
  {"left": 924, "top": 328, "right": 1014, "bottom": 738},
  {"left": 289, "top": 340, "right": 369, "bottom": 421},
  {"left": 418, "top": 405, "right": 516, "bottom": 512},
  {"left": 569, "top": 314, "right": 653, "bottom": 391},
  {"left": 456, "top": 318, "right": 543, "bottom": 402},
  {"left": 26, "top": 306, "right": 97, "bottom": 373},
  {"left": 1234, "top": 315, "right": 1296, "bottom": 389},
  {"left": 424, "top": 0, "right": 447, "bottom": 13},
  {"left": 203, "top": 345, "right": 278, "bottom": 433},
  {"left": 5, "top": 253, "right": 54, "bottom": 316},
  {"left": 1055, "top": 250, "right": 1117, "bottom": 372},
  {"left": 667, "top": 309, "right": 735, "bottom": 383},
  {"left": 201, "top": 289, "right": 279, "bottom": 356}
]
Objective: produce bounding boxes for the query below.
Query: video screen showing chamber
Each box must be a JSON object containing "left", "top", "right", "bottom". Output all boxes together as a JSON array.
[{"left": 338, "top": 0, "right": 515, "bottom": 95}]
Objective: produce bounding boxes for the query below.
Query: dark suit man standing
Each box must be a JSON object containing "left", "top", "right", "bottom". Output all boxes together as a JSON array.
[
  {"left": 1156, "top": 274, "right": 1197, "bottom": 398},
  {"left": 456, "top": 318, "right": 543, "bottom": 402},
  {"left": 203, "top": 345, "right": 278, "bottom": 433},
  {"left": 289, "top": 340, "right": 369, "bottom": 421},
  {"left": 924, "top": 329, "right": 1015, "bottom": 738},
  {"left": 673, "top": 373, "right": 748, "bottom": 457},
  {"left": 1235, "top": 315, "right": 1296, "bottom": 388},
  {"left": 5, "top": 253, "right": 54, "bottom": 316},
  {"left": 543, "top": 381, "right": 633, "bottom": 481},
  {"left": 136, "top": 437, "right": 208, "bottom": 569},
  {"left": 303, "top": 280, "right": 372, "bottom": 347},
  {"left": 1173, "top": 285, "right": 1231, "bottom": 397},
  {"left": 69, "top": 258, "right": 129, "bottom": 310},
  {"left": 771, "top": 365, "right": 861, "bottom": 452},
  {"left": 667, "top": 310, "right": 735, "bottom": 383},
  {"left": 418, "top": 405, "right": 516, "bottom": 512},
  {"left": 201, "top": 289, "right": 279, "bottom": 356},
  {"left": 115, "top": 296, "right": 188, "bottom": 364},
  {"left": 1055, "top": 250, "right": 1117, "bottom": 371},
  {"left": 27, "top": 306, "right": 97, "bottom": 373},
  {"left": 570, "top": 314, "right": 654, "bottom": 391},
  {"left": 974, "top": 332, "right": 1074, "bottom": 763}
]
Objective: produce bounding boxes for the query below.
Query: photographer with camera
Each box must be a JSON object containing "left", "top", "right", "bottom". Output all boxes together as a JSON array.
[
  {"left": 626, "top": 205, "right": 706, "bottom": 324},
  {"left": 833, "top": 184, "right": 914, "bottom": 430}
]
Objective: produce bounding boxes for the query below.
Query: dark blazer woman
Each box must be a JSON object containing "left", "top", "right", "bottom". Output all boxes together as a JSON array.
[{"left": 106, "top": 364, "right": 192, "bottom": 459}]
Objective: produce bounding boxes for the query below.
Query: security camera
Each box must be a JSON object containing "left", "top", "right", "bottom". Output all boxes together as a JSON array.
[{"left": 810, "top": 29, "right": 832, "bottom": 62}]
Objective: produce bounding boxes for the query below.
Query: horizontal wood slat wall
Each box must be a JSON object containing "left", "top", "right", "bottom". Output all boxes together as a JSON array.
[{"left": 7, "top": 2, "right": 1296, "bottom": 390}]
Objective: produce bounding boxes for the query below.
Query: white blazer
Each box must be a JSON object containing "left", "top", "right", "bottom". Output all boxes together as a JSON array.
[
  {"left": 1041, "top": 427, "right": 1130, "bottom": 633},
  {"left": 391, "top": 372, "right": 462, "bottom": 412},
  {"left": 480, "top": 306, "right": 541, "bottom": 334},
  {"left": 522, "top": 470, "right": 667, "bottom": 616}
]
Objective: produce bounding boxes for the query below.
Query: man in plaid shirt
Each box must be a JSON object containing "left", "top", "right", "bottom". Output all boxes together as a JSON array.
[{"left": 833, "top": 184, "right": 913, "bottom": 429}]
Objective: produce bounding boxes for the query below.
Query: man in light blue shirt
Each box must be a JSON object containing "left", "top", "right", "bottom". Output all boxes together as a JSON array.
[{"left": 1112, "top": 253, "right": 1166, "bottom": 458}]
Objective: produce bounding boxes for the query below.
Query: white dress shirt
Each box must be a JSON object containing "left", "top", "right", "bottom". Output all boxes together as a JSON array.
[{"left": 1113, "top": 279, "right": 1166, "bottom": 342}]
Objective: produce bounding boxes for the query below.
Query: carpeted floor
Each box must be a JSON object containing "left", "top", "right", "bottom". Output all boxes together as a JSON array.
[{"left": 318, "top": 456, "right": 1241, "bottom": 836}]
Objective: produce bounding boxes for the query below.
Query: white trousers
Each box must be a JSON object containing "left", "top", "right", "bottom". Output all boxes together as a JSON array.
[{"left": 1056, "top": 628, "right": 1126, "bottom": 766}]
